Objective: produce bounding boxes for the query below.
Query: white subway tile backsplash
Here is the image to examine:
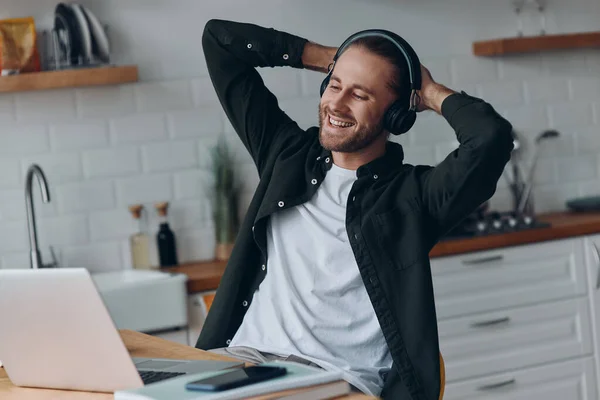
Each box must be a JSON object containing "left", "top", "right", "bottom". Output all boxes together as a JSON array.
[
  {"left": 543, "top": 53, "right": 588, "bottom": 77},
  {"left": 173, "top": 169, "right": 213, "bottom": 200},
  {"left": 83, "top": 147, "right": 141, "bottom": 178},
  {"left": 62, "top": 242, "right": 122, "bottom": 272},
  {"left": 89, "top": 209, "right": 135, "bottom": 241},
  {"left": 56, "top": 181, "right": 115, "bottom": 214},
  {"left": 0, "top": 159, "right": 20, "bottom": 189},
  {"left": 37, "top": 215, "right": 89, "bottom": 247},
  {"left": 578, "top": 179, "right": 600, "bottom": 197},
  {"left": 451, "top": 57, "right": 499, "bottom": 85},
  {"left": 175, "top": 227, "right": 216, "bottom": 263},
  {"left": 533, "top": 183, "right": 580, "bottom": 213},
  {"left": 498, "top": 55, "right": 543, "bottom": 80},
  {"left": 49, "top": 120, "right": 109, "bottom": 151},
  {"left": 524, "top": 79, "right": 570, "bottom": 104},
  {"left": 169, "top": 199, "right": 211, "bottom": 231},
  {"left": 0, "top": 94, "right": 15, "bottom": 122},
  {"left": 402, "top": 146, "right": 437, "bottom": 167},
  {"left": 569, "top": 77, "right": 600, "bottom": 101},
  {"left": 168, "top": 107, "right": 223, "bottom": 139},
  {"left": 556, "top": 155, "right": 597, "bottom": 182},
  {"left": 15, "top": 90, "right": 76, "bottom": 122},
  {"left": 1, "top": 252, "right": 29, "bottom": 269},
  {"left": 135, "top": 80, "right": 193, "bottom": 113},
  {"left": 76, "top": 86, "right": 136, "bottom": 119},
  {"left": 477, "top": 81, "right": 524, "bottom": 108},
  {"left": 278, "top": 97, "right": 319, "bottom": 130},
  {"left": 411, "top": 113, "right": 455, "bottom": 146},
  {"left": 0, "top": 125, "right": 49, "bottom": 155},
  {"left": 502, "top": 105, "right": 550, "bottom": 131},
  {"left": 192, "top": 77, "right": 221, "bottom": 107},
  {"left": 576, "top": 126, "right": 600, "bottom": 155},
  {"left": 142, "top": 140, "right": 198, "bottom": 172},
  {"left": 0, "top": 189, "right": 26, "bottom": 221},
  {"left": 0, "top": 220, "right": 28, "bottom": 253},
  {"left": 20, "top": 153, "right": 82, "bottom": 184},
  {"left": 259, "top": 68, "right": 301, "bottom": 100},
  {"left": 115, "top": 174, "right": 173, "bottom": 206},
  {"left": 421, "top": 58, "right": 452, "bottom": 89},
  {"left": 110, "top": 113, "right": 168, "bottom": 144},
  {"left": 301, "top": 70, "right": 325, "bottom": 97},
  {"left": 549, "top": 102, "right": 594, "bottom": 128}
]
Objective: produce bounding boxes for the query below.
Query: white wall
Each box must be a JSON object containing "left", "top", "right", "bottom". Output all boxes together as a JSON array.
[{"left": 1, "top": 0, "right": 599, "bottom": 271}]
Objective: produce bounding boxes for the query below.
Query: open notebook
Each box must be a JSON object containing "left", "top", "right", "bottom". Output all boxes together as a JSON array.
[{"left": 114, "top": 361, "right": 350, "bottom": 400}]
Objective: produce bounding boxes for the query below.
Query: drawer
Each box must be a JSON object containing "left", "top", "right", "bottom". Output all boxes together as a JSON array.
[
  {"left": 439, "top": 297, "right": 593, "bottom": 382},
  {"left": 431, "top": 238, "right": 586, "bottom": 319},
  {"left": 444, "top": 357, "right": 597, "bottom": 400}
]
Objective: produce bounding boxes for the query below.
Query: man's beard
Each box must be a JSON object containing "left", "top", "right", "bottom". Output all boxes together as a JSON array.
[{"left": 318, "top": 104, "right": 385, "bottom": 153}]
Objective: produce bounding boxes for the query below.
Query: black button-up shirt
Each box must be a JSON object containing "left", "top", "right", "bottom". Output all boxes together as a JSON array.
[{"left": 196, "top": 19, "right": 513, "bottom": 400}]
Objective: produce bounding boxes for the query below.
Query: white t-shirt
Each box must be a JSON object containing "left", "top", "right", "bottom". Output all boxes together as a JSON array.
[{"left": 230, "top": 163, "right": 393, "bottom": 396}]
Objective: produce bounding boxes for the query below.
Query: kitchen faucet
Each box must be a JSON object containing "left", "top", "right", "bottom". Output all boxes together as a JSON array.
[{"left": 25, "top": 164, "right": 57, "bottom": 269}]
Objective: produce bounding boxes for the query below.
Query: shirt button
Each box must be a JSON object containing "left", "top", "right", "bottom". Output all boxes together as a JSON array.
[
  {"left": 242, "top": 300, "right": 248, "bottom": 307},
  {"left": 246, "top": 43, "right": 253, "bottom": 49},
  {"left": 226, "top": 339, "right": 232, "bottom": 345},
  {"left": 325, "top": 157, "right": 330, "bottom": 163},
  {"left": 278, "top": 201, "right": 285, "bottom": 207},
  {"left": 282, "top": 54, "right": 289, "bottom": 60},
  {"left": 373, "top": 174, "right": 379, "bottom": 180},
  {"left": 352, "top": 196, "right": 356, "bottom": 202},
  {"left": 311, "top": 178, "right": 317, "bottom": 185},
  {"left": 262, "top": 264, "right": 266, "bottom": 271},
  {"left": 316, "top": 156, "right": 321, "bottom": 161}
]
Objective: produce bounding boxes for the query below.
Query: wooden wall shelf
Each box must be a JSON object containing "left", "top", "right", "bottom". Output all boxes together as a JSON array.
[
  {"left": 0, "top": 65, "right": 138, "bottom": 93},
  {"left": 473, "top": 31, "right": 600, "bottom": 56}
]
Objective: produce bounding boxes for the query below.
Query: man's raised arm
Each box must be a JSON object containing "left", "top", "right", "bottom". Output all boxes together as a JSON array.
[{"left": 202, "top": 19, "right": 335, "bottom": 174}]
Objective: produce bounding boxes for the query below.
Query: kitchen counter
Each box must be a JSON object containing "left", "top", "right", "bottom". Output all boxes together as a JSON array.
[
  {"left": 430, "top": 210, "right": 600, "bottom": 257},
  {"left": 171, "top": 211, "right": 600, "bottom": 294}
]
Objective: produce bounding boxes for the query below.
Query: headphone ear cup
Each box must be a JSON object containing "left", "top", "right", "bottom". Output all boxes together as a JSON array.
[
  {"left": 384, "top": 101, "right": 416, "bottom": 135},
  {"left": 320, "top": 73, "right": 331, "bottom": 97}
]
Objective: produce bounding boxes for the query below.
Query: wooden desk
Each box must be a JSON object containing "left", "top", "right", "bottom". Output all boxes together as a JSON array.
[{"left": 0, "top": 330, "right": 374, "bottom": 399}]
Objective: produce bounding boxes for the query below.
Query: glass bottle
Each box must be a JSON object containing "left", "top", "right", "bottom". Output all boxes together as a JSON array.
[
  {"left": 155, "top": 202, "right": 178, "bottom": 268},
  {"left": 128, "top": 204, "right": 152, "bottom": 270}
]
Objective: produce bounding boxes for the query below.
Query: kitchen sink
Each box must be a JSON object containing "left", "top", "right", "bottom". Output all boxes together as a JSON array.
[{"left": 91, "top": 269, "right": 188, "bottom": 333}]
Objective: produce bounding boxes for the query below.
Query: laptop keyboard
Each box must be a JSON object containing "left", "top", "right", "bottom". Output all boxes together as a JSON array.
[{"left": 139, "top": 370, "right": 186, "bottom": 385}]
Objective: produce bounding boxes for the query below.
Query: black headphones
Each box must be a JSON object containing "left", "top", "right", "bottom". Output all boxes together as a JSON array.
[{"left": 319, "top": 29, "right": 422, "bottom": 135}]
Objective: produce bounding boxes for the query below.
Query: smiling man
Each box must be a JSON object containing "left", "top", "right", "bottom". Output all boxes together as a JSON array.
[{"left": 196, "top": 19, "right": 513, "bottom": 399}]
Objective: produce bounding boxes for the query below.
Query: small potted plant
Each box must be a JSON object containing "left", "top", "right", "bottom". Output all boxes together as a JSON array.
[{"left": 210, "top": 136, "right": 240, "bottom": 261}]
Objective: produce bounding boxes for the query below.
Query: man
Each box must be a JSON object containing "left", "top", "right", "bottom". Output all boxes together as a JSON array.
[{"left": 196, "top": 19, "right": 513, "bottom": 399}]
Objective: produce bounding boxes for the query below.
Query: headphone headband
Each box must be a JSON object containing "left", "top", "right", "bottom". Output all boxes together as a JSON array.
[{"left": 332, "top": 29, "right": 421, "bottom": 92}]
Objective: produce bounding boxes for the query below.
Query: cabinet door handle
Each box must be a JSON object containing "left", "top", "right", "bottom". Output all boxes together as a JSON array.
[
  {"left": 470, "top": 316, "right": 510, "bottom": 328},
  {"left": 592, "top": 242, "right": 600, "bottom": 290},
  {"left": 477, "top": 378, "right": 516, "bottom": 391},
  {"left": 462, "top": 255, "right": 504, "bottom": 265}
]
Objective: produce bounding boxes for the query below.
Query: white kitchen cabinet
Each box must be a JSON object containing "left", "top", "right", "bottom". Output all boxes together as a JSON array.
[
  {"left": 431, "top": 238, "right": 587, "bottom": 320},
  {"left": 583, "top": 234, "right": 600, "bottom": 396},
  {"left": 432, "top": 236, "right": 596, "bottom": 397},
  {"left": 439, "top": 297, "right": 592, "bottom": 382},
  {"left": 444, "top": 357, "right": 597, "bottom": 400}
]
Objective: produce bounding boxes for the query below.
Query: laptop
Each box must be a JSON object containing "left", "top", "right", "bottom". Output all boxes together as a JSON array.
[{"left": 0, "top": 268, "right": 243, "bottom": 393}]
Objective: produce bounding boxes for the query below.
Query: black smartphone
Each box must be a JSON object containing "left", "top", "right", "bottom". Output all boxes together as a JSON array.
[{"left": 185, "top": 366, "right": 287, "bottom": 392}]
